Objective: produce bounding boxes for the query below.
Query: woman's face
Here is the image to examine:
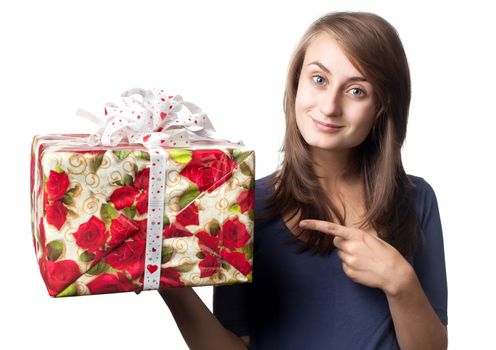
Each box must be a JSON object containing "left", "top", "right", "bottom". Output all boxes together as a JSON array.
[{"left": 295, "top": 32, "right": 378, "bottom": 151}]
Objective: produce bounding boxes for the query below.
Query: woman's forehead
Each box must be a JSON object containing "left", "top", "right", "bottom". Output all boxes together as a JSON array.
[{"left": 303, "top": 34, "right": 366, "bottom": 81}]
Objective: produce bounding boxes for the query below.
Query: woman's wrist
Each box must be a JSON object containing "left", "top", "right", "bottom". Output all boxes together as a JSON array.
[
  {"left": 383, "top": 260, "right": 416, "bottom": 298},
  {"left": 157, "top": 286, "right": 193, "bottom": 302}
]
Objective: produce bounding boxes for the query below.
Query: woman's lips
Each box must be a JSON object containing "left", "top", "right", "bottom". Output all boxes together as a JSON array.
[{"left": 312, "top": 118, "right": 344, "bottom": 132}]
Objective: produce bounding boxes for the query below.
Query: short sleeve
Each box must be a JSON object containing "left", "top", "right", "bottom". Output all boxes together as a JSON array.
[
  {"left": 213, "top": 283, "right": 252, "bottom": 336},
  {"left": 413, "top": 179, "right": 448, "bottom": 326}
]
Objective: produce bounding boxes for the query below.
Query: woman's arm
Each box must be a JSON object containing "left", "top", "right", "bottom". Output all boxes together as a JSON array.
[
  {"left": 158, "top": 287, "right": 249, "bottom": 350},
  {"left": 384, "top": 179, "right": 448, "bottom": 350},
  {"left": 300, "top": 213, "right": 447, "bottom": 349},
  {"left": 384, "top": 264, "right": 448, "bottom": 350}
]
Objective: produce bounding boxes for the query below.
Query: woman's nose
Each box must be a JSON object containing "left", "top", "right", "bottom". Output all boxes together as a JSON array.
[{"left": 320, "top": 87, "right": 342, "bottom": 117}]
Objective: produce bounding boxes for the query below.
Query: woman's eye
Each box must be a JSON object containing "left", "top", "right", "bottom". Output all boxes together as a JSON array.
[
  {"left": 349, "top": 87, "right": 365, "bottom": 97},
  {"left": 312, "top": 75, "right": 326, "bottom": 86},
  {"left": 311, "top": 76, "right": 366, "bottom": 97}
]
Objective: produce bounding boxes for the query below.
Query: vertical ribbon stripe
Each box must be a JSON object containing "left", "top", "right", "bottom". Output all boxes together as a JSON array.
[{"left": 142, "top": 146, "right": 168, "bottom": 291}]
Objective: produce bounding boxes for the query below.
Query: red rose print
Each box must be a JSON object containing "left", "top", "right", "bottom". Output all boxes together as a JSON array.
[
  {"left": 135, "top": 191, "right": 148, "bottom": 215},
  {"left": 38, "top": 257, "right": 48, "bottom": 285},
  {"left": 179, "top": 150, "right": 237, "bottom": 192},
  {"left": 109, "top": 185, "right": 140, "bottom": 210},
  {"left": 196, "top": 231, "right": 220, "bottom": 256},
  {"left": 73, "top": 216, "right": 108, "bottom": 254},
  {"left": 91, "top": 250, "right": 107, "bottom": 263},
  {"left": 199, "top": 253, "right": 221, "bottom": 278},
  {"left": 46, "top": 170, "right": 70, "bottom": 201},
  {"left": 220, "top": 217, "right": 250, "bottom": 250},
  {"left": 175, "top": 202, "right": 199, "bottom": 227},
  {"left": 104, "top": 240, "right": 146, "bottom": 279},
  {"left": 237, "top": 188, "right": 254, "bottom": 213},
  {"left": 32, "top": 232, "right": 37, "bottom": 257},
  {"left": 30, "top": 152, "right": 35, "bottom": 193},
  {"left": 133, "top": 219, "right": 148, "bottom": 241},
  {"left": 196, "top": 231, "right": 221, "bottom": 278},
  {"left": 41, "top": 259, "right": 82, "bottom": 296},
  {"left": 163, "top": 223, "right": 193, "bottom": 239},
  {"left": 86, "top": 272, "right": 136, "bottom": 295},
  {"left": 195, "top": 226, "right": 253, "bottom": 278},
  {"left": 108, "top": 214, "right": 140, "bottom": 247},
  {"left": 39, "top": 217, "right": 47, "bottom": 255},
  {"left": 43, "top": 188, "right": 49, "bottom": 211},
  {"left": 221, "top": 250, "right": 252, "bottom": 276},
  {"left": 134, "top": 168, "right": 150, "bottom": 191},
  {"left": 158, "top": 267, "right": 185, "bottom": 289},
  {"left": 45, "top": 201, "right": 68, "bottom": 230}
]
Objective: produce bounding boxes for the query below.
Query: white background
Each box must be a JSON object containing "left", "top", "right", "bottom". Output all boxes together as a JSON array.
[{"left": 1, "top": 1, "right": 494, "bottom": 349}]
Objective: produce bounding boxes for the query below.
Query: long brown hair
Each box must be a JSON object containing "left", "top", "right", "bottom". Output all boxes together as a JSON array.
[{"left": 258, "top": 11, "right": 421, "bottom": 259}]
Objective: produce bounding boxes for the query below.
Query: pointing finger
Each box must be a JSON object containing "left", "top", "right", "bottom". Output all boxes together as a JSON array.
[{"left": 299, "top": 220, "right": 352, "bottom": 239}]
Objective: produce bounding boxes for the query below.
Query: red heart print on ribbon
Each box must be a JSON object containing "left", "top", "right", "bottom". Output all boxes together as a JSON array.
[{"left": 147, "top": 264, "right": 158, "bottom": 274}]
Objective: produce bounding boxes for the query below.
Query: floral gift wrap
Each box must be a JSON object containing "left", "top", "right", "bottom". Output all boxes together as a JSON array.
[{"left": 30, "top": 88, "right": 255, "bottom": 297}]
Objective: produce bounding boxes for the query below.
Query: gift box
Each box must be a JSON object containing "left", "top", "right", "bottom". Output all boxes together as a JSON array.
[{"left": 30, "top": 88, "right": 255, "bottom": 297}]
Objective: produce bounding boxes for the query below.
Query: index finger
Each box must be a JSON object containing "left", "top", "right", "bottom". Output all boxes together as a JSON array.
[{"left": 299, "top": 220, "right": 352, "bottom": 239}]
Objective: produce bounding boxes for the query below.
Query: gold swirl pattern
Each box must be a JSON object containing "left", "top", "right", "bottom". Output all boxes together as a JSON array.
[
  {"left": 75, "top": 281, "right": 89, "bottom": 295},
  {"left": 190, "top": 272, "right": 202, "bottom": 284},
  {"left": 167, "top": 169, "right": 181, "bottom": 185},
  {"left": 170, "top": 238, "right": 188, "bottom": 253},
  {"left": 212, "top": 270, "right": 228, "bottom": 284},
  {"left": 227, "top": 176, "right": 240, "bottom": 190},
  {"left": 109, "top": 170, "right": 123, "bottom": 184},
  {"left": 82, "top": 196, "right": 100, "bottom": 216},
  {"left": 67, "top": 154, "right": 87, "bottom": 175},
  {"left": 84, "top": 173, "right": 100, "bottom": 188},
  {"left": 216, "top": 198, "right": 229, "bottom": 210},
  {"left": 231, "top": 269, "right": 245, "bottom": 282},
  {"left": 99, "top": 154, "right": 111, "bottom": 169},
  {"left": 178, "top": 256, "right": 194, "bottom": 266}
]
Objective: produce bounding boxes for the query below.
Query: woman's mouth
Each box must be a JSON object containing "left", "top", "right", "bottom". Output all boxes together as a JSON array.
[{"left": 312, "top": 118, "right": 344, "bottom": 133}]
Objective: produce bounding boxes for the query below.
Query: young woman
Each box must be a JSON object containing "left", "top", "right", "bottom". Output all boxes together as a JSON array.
[{"left": 159, "top": 11, "right": 448, "bottom": 349}]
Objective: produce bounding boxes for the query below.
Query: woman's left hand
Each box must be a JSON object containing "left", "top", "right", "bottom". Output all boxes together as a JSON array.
[{"left": 299, "top": 219, "right": 414, "bottom": 297}]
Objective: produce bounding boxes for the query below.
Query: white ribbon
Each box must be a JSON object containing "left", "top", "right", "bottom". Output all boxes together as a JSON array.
[
  {"left": 75, "top": 88, "right": 244, "bottom": 291},
  {"left": 75, "top": 87, "right": 244, "bottom": 148},
  {"left": 142, "top": 147, "right": 168, "bottom": 291}
]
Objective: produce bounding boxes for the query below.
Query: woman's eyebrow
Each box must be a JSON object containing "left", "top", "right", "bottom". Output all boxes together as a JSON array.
[{"left": 307, "top": 61, "right": 368, "bottom": 82}]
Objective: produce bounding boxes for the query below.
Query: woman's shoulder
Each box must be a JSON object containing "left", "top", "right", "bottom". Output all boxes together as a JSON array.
[
  {"left": 254, "top": 172, "right": 276, "bottom": 198},
  {"left": 406, "top": 173, "right": 440, "bottom": 227},
  {"left": 406, "top": 173, "right": 437, "bottom": 200}
]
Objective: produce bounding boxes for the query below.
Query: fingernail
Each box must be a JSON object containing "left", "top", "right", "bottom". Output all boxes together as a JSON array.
[{"left": 299, "top": 221, "right": 307, "bottom": 227}]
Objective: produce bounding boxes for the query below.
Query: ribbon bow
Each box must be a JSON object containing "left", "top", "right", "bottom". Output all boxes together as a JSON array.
[{"left": 76, "top": 87, "right": 243, "bottom": 147}]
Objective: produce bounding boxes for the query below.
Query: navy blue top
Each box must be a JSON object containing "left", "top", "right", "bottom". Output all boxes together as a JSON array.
[{"left": 213, "top": 173, "right": 448, "bottom": 350}]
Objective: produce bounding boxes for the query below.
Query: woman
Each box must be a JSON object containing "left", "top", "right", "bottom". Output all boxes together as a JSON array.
[{"left": 160, "top": 11, "right": 448, "bottom": 349}]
